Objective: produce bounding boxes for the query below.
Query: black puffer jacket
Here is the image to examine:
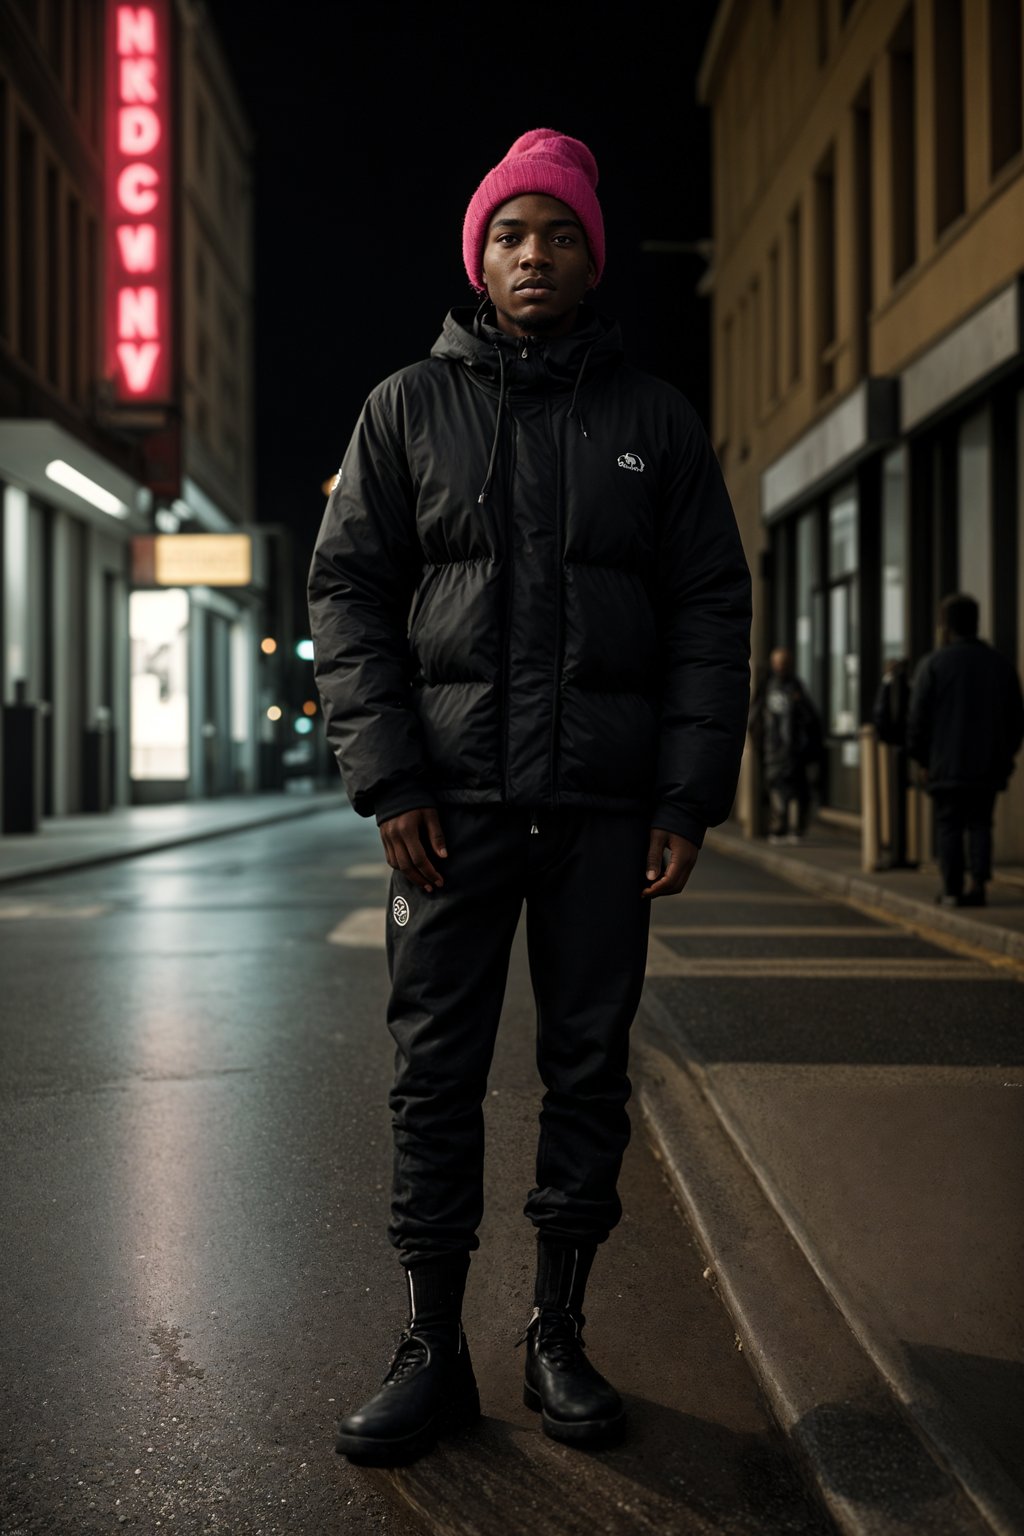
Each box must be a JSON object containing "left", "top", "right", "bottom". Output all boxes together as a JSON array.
[
  {"left": 908, "top": 638, "right": 1024, "bottom": 792},
  {"left": 308, "top": 306, "right": 751, "bottom": 846}
]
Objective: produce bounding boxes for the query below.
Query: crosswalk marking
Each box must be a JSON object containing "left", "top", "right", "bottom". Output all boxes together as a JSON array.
[
  {"left": 682, "top": 892, "right": 826, "bottom": 904},
  {"left": 0, "top": 903, "right": 109, "bottom": 919},
  {"left": 343, "top": 862, "right": 391, "bottom": 880},
  {"left": 327, "top": 907, "right": 386, "bottom": 948},
  {"left": 644, "top": 934, "right": 995, "bottom": 980},
  {"left": 653, "top": 925, "right": 898, "bottom": 938},
  {"left": 325, "top": 910, "right": 1000, "bottom": 978}
]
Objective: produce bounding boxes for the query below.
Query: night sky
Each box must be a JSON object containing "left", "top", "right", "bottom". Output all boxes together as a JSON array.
[{"left": 205, "top": 0, "right": 720, "bottom": 618}]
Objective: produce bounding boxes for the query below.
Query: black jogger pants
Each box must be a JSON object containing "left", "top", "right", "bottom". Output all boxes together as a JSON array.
[
  {"left": 383, "top": 804, "right": 653, "bottom": 1263},
  {"left": 932, "top": 785, "right": 997, "bottom": 895}
]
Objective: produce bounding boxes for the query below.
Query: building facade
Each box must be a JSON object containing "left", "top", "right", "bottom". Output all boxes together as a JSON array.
[
  {"left": 700, "top": 0, "right": 1024, "bottom": 859},
  {"left": 0, "top": 0, "right": 267, "bottom": 827}
]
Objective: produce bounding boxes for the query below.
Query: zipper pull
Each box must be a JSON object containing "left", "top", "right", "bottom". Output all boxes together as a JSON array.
[
  {"left": 521, "top": 346, "right": 529, "bottom": 359},
  {"left": 530, "top": 819, "right": 539, "bottom": 836}
]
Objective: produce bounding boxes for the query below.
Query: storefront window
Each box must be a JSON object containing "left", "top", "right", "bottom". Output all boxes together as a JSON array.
[
  {"left": 827, "top": 482, "right": 859, "bottom": 738},
  {"left": 958, "top": 408, "right": 992, "bottom": 639},
  {"left": 2, "top": 485, "right": 30, "bottom": 700},
  {"left": 881, "top": 448, "right": 907, "bottom": 662},
  {"left": 795, "top": 510, "right": 818, "bottom": 699},
  {"left": 130, "top": 588, "right": 190, "bottom": 781},
  {"left": 829, "top": 483, "right": 857, "bottom": 579},
  {"left": 829, "top": 582, "right": 859, "bottom": 734}
]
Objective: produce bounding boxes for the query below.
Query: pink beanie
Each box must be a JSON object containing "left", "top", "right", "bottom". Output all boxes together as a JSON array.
[{"left": 463, "top": 128, "right": 605, "bottom": 292}]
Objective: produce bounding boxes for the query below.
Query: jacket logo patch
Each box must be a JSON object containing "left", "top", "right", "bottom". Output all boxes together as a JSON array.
[
  {"left": 617, "top": 452, "right": 645, "bottom": 472},
  {"left": 392, "top": 895, "right": 410, "bottom": 927}
]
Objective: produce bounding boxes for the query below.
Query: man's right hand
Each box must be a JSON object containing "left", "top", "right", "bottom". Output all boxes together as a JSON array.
[{"left": 379, "top": 807, "right": 448, "bottom": 893}]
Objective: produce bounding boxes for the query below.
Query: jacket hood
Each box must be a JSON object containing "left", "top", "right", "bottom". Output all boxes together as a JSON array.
[{"left": 430, "top": 303, "right": 623, "bottom": 391}]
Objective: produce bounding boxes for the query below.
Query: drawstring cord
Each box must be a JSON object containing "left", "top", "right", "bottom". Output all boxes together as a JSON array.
[
  {"left": 471, "top": 294, "right": 492, "bottom": 338},
  {"left": 476, "top": 344, "right": 507, "bottom": 504},
  {"left": 477, "top": 327, "right": 596, "bottom": 503},
  {"left": 567, "top": 339, "right": 597, "bottom": 439}
]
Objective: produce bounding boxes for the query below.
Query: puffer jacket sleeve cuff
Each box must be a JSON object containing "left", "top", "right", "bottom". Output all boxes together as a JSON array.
[
  {"left": 374, "top": 784, "right": 439, "bottom": 827},
  {"left": 650, "top": 805, "right": 706, "bottom": 848}
]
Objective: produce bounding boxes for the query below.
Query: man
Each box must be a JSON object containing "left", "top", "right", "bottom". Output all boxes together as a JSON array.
[
  {"left": 908, "top": 593, "right": 1023, "bottom": 907},
  {"left": 748, "top": 647, "right": 821, "bottom": 844},
  {"left": 308, "top": 128, "right": 751, "bottom": 1466}
]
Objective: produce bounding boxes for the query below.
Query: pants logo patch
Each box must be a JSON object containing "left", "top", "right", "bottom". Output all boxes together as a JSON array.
[{"left": 392, "top": 895, "right": 410, "bottom": 927}]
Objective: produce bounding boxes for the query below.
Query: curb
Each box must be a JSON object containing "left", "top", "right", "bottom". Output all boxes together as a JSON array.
[
  {"left": 705, "top": 828, "right": 1024, "bottom": 963},
  {"left": 634, "top": 1019, "right": 995, "bottom": 1536},
  {"left": 0, "top": 796, "right": 346, "bottom": 886}
]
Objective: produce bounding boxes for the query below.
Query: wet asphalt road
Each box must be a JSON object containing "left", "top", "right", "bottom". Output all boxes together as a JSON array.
[{"left": 0, "top": 806, "right": 837, "bottom": 1535}]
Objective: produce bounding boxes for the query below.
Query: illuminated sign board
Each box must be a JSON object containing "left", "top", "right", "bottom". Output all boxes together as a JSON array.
[
  {"left": 106, "top": 4, "right": 173, "bottom": 403},
  {"left": 133, "top": 535, "right": 253, "bottom": 587}
]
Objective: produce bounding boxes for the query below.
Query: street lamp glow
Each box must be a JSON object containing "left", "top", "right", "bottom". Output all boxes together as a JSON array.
[
  {"left": 260, "top": 637, "right": 277, "bottom": 655},
  {"left": 266, "top": 705, "right": 282, "bottom": 722},
  {"left": 294, "top": 716, "right": 314, "bottom": 735},
  {"left": 295, "top": 638, "right": 315, "bottom": 661},
  {"left": 302, "top": 700, "right": 318, "bottom": 716},
  {"left": 45, "top": 460, "right": 127, "bottom": 517}
]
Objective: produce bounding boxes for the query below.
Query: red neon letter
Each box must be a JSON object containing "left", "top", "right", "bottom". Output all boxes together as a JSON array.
[
  {"left": 117, "top": 163, "right": 158, "bottom": 215},
  {"left": 117, "top": 341, "right": 161, "bottom": 392},
  {"left": 116, "top": 224, "right": 157, "bottom": 272},
  {"left": 120, "top": 57, "right": 157, "bottom": 102},
  {"left": 119, "top": 106, "right": 161, "bottom": 154},
  {"left": 117, "top": 6, "right": 156, "bottom": 55},
  {"left": 118, "top": 286, "right": 159, "bottom": 339},
  {"left": 108, "top": 2, "right": 168, "bottom": 402}
]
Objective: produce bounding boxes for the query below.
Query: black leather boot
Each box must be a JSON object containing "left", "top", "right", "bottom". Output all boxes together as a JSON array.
[
  {"left": 335, "top": 1253, "right": 479, "bottom": 1466},
  {"left": 517, "top": 1238, "right": 625, "bottom": 1448}
]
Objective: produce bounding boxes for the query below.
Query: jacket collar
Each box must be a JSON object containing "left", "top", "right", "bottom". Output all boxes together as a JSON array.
[{"left": 430, "top": 302, "right": 623, "bottom": 393}]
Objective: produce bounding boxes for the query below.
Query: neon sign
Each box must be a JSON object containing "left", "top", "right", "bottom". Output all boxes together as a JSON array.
[{"left": 106, "top": 4, "right": 172, "bottom": 403}]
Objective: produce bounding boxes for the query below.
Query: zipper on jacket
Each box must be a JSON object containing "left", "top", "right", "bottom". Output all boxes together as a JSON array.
[
  {"left": 548, "top": 395, "right": 563, "bottom": 807},
  {"left": 500, "top": 415, "right": 519, "bottom": 801}
]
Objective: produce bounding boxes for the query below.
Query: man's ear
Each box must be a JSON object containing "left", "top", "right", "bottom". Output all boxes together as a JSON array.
[{"left": 586, "top": 261, "right": 597, "bottom": 289}]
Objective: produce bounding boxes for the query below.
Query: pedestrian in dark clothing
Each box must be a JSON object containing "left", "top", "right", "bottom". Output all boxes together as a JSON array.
[
  {"left": 907, "top": 593, "right": 1024, "bottom": 906},
  {"left": 308, "top": 128, "right": 752, "bottom": 1466},
  {"left": 748, "top": 648, "right": 821, "bottom": 843}
]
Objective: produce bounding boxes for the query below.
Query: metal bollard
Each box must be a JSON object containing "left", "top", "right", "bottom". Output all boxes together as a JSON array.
[
  {"left": 2, "top": 680, "right": 44, "bottom": 834},
  {"left": 859, "top": 723, "right": 879, "bottom": 872}
]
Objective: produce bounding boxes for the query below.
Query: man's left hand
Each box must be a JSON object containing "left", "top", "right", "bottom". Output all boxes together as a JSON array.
[{"left": 642, "top": 829, "right": 699, "bottom": 899}]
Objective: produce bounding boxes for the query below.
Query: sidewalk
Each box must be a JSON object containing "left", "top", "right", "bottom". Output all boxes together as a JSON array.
[
  {"left": 637, "top": 822, "right": 1024, "bottom": 1536},
  {"left": 707, "top": 820, "right": 1024, "bottom": 962},
  {"left": 0, "top": 789, "right": 347, "bottom": 884}
]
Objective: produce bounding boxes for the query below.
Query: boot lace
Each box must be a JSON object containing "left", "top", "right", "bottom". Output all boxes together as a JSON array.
[
  {"left": 513, "top": 1306, "right": 588, "bottom": 1365},
  {"left": 384, "top": 1329, "right": 429, "bottom": 1385}
]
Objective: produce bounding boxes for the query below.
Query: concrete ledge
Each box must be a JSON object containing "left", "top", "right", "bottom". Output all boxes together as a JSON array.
[
  {"left": 695, "top": 1067, "right": 1024, "bottom": 1536},
  {"left": 705, "top": 828, "right": 1024, "bottom": 963},
  {"left": 373, "top": 1415, "right": 708, "bottom": 1536},
  {"left": 635, "top": 1025, "right": 992, "bottom": 1536}
]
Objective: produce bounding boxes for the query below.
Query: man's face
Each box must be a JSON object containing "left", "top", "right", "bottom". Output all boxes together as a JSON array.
[
  {"left": 481, "top": 193, "right": 596, "bottom": 339},
  {"left": 770, "top": 648, "right": 792, "bottom": 678}
]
